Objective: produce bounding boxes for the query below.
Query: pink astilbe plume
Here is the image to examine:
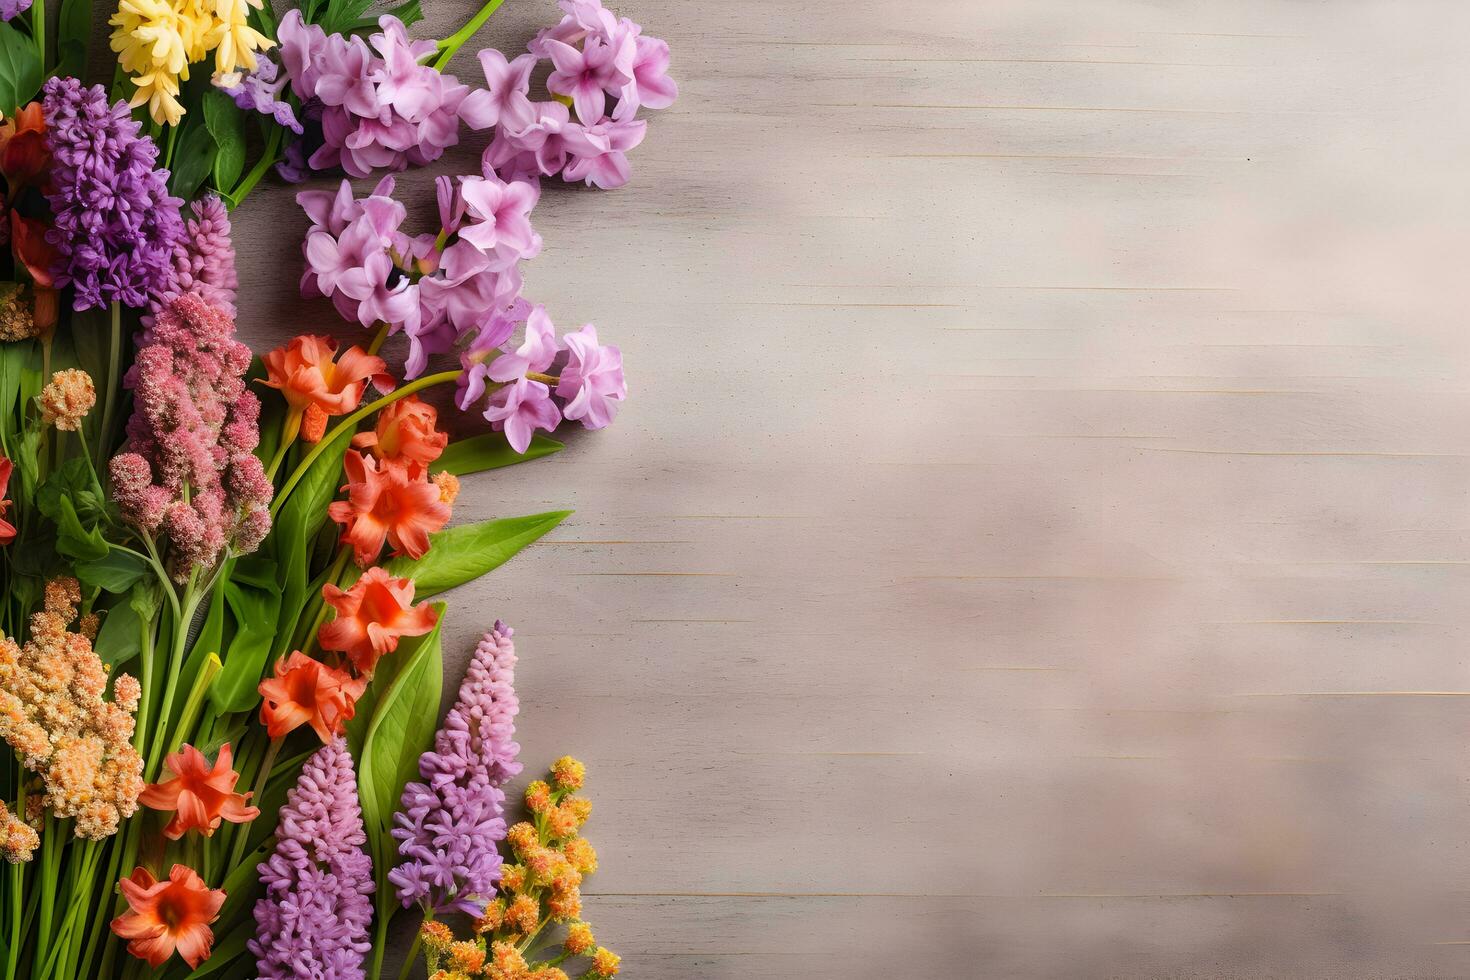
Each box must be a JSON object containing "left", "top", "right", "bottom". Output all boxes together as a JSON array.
[{"left": 111, "top": 294, "right": 273, "bottom": 580}]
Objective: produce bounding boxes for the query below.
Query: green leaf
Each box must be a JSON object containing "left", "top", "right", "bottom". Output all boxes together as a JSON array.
[
  {"left": 55, "top": 0, "right": 90, "bottom": 79},
  {"left": 75, "top": 547, "right": 149, "bottom": 593},
  {"left": 167, "top": 121, "right": 217, "bottom": 200},
  {"left": 50, "top": 495, "right": 108, "bottom": 562},
  {"left": 203, "top": 91, "right": 246, "bottom": 191},
  {"left": 372, "top": 511, "right": 570, "bottom": 598},
  {"left": 272, "top": 424, "right": 352, "bottom": 652},
  {"left": 357, "top": 611, "right": 443, "bottom": 920},
  {"left": 209, "top": 573, "right": 282, "bottom": 713},
  {"left": 432, "top": 432, "right": 563, "bottom": 477},
  {"left": 0, "top": 21, "right": 41, "bottom": 114}
]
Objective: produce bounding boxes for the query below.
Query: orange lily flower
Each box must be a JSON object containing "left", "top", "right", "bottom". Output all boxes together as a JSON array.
[
  {"left": 111, "top": 864, "right": 225, "bottom": 968},
  {"left": 350, "top": 394, "right": 447, "bottom": 468},
  {"left": 138, "top": 743, "right": 259, "bottom": 840},
  {"left": 258, "top": 651, "right": 363, "bottom": 743},
  {"left": 328, "top": 450, "right": 450, "bottom": 566},
  {"left": 0, "top": 458, "right": 15, "bottom": 545},
  {"left": 10, "top": 212, "right": 57, "bottom": 289},
  {"left": 0, "top": 103, "right": 47, "bottom": 188},
  {"left": 318, "top": 566, "right": 439, "bottom": 674},
  {"left": 260, "top": 335, "right": 393, "bottom": 442}
]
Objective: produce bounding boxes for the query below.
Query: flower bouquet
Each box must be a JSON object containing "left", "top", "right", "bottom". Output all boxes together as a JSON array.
[{"left": 0, "top": 0, "right": 673, "bottom": 976}]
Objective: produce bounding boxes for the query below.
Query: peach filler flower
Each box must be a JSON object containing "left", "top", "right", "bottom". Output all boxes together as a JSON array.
[
  {"left": 139, "top": 742, "right": 260, "bottom": 839},
  {"left": 258, "top": 651, "right": 362, "bottom": 743},
  {"left": 261, "top": 334, "right": 393, "bottom": 442},
  {"left": 318, "top": 566, "right": 439, "bottom": 674},
  {"left": 38, "top": 368, "right": 97, "bottom": 431},
  {"left": 351, "top": 393, "right": 447, "bottom": 468},
  {"left": 111, "top": 864, "right": 226, "bottom": 968},
  {"left": 0, "top": 579, "right": 144, "bottom": 841},
  {"left": 328, "top": 450, "right": 450, "bottom": 566}
]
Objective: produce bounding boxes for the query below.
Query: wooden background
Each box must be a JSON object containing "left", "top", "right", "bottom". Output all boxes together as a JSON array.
[{"left": 230, "top": 0, "right": 1470, "bottom": 976}]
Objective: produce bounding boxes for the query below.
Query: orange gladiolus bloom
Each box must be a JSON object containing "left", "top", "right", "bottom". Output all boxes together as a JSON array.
[
  {"left": 318, "top": 566, "right": 439, "bottom": 674},
  {"left": 0, "top": 103, "right": 48, "bottom": 188},
  {"left": 350, "top": 394, "right": 447, "bottom": 468},
  {"left": 0, "top": 458, "right": 15, "bottom": 545},
  {"left": 260, "top": 335, "right": 393, "bottom": 442},
  {"left": 258, "top": 651, "right": 362, "bottom": 743},
  {"left": 111, "top": 864, "right": 226, "bottom": 968},
  {"left": 328, "top": 450, "right": 450, "bottom": 566},
  {"left": 138, "top": 743, "right": 259, "bottom": 840}
]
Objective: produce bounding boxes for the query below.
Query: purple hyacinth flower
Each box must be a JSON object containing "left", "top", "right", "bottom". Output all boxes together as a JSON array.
[
  {"left": 389, "top": 621, "right": 522, "bottom": 915},
  {"left": 0, "top": 0, "right": 32, "bottom": 21},
  {"left": 250, "top": 737, "right": 374, "bottom": 979}
]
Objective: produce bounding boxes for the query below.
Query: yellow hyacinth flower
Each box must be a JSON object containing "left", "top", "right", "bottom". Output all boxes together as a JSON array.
[{"left": 208, "top": 0, "right": 273, "bottom": 85}]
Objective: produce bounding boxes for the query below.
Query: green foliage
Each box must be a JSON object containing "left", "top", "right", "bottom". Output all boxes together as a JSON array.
[
  {"left": 74, "top": 547, "right": 149, "bottom": 593},
  {"left": 0, "top": 21, "right": 41, "bottom": 114},
  {"left": 55, "top": 0, "right": 90, "bottom": 82},
  {"left": 354, "top": 610, "right": 444, "bottom": 926},
  {"left": 272, "top": 424, "right": 352, "bottom": 653},
  {"left": 432, "top": 431, "right": 564, "bottom": 476},
  {"left": 168, "top": 121, "right": 218, "bottom": 200},
  {"left": 209, "top": 558, "right": 283, "bottom": 713},
  {"left": 372, "top": 510, "right": 571, "bottom": 597},
  {"left": 203, "top": 90, "right": 246, "bottom": 191}
]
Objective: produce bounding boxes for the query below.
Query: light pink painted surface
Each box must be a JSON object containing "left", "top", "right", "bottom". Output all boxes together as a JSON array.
[{"left": 232, "top": 1, "right": 1470, "bottom": 975}]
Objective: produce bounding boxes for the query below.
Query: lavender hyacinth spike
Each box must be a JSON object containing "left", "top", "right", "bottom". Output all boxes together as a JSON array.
[
  {"left": 389, "top": 620, "right": 522, "bottom": 915},
  {"left": 250, "top": 737, "right": 374, "bottom": 979},
  {"left": 156, "top": 195, "right": 240, "bottom": 316},
  {"left": 41, "top": 77, "right": 184, "bottom": 311}
]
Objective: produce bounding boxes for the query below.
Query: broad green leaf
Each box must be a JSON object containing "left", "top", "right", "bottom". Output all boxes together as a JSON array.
[
  {"left": 432, "top": 432, "right": 563, "bottom": 477},
  {"left": 358, "top": 612, "right": 443, "bottom": 917},
  {"left": 372, "top": 511, "right": 570, "bottom": 597},
  {"left": 167, "top": 121, "right": 217, "bottom": 200},
  {"left": 55, "top": 0, "right": 90, "bottom": 84},
  {"left": 51, "top": 496, "right": 108, "bottom": 562},
  {"left": 0, "top": 22, "right": 41, "bottom": 114},
  {"left": 209, "top": 574, "right": 282, "bottom": 713},
  {"left": 75, "top": 546, "right": 149, "bottom": 593},
  {"left": 203, "top": 91, "right": 246, "bottom": 190}
]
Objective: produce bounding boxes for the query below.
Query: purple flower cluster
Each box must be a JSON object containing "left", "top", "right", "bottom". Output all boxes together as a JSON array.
[
  {"left": 41, "top": 77, "right": 184, "bottom": 311},
  {"left": 0, "top": 0, "right": 31, "bottom": 21},
  {"left": 110, "top": 294, "right": 272, "bottom": 579},
  {"left": 221, "top": 54, "right": 303, "bottom": 135},
  {"left": 250, "top": 738, "right": 375, "bottom": 980},
  {"left": 459, "top": 303, "right": 626, "bottom": 452},
  {"left": 388, "top": 620, "right": 521, "bottom": 916},
  {"left": 276, "top": 10, "right": 498, "bottom": 177},
  {"left": 485, "top": 0, "right": 677, "bottom": 188},
  {"left": 298, "top": 171, "right": 540, "bottom": 379},
  {"left": 155, "top": 194, "right": 239, "bottom": 317}
]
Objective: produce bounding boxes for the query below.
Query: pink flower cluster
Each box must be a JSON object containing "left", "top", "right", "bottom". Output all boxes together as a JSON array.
[
  {"left": 276, "top": 11, "right": 501, "bottom": 177},
  {"left": 485, "top": 0, "right": 677, "bottom": 188},
  {"left": 111, "top": 295, "right": 273, "bottom": 579},
  {"left": 458, "top": 303, "right": 626, "bottom": 452},
  {"left": 299, "top": 173, "right": 541, "bottom": 380}
]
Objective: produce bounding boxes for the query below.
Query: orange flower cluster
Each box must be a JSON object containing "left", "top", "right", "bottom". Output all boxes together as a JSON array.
[
  {"left": 0, "top": 456, "right": 15, "bottom": 544},
  {"left": 258, "top": 342, "right": 450, "bottom": 744},
  {"left": 0, "top": 800, "right": 38, "bottom": 863},
  {"left": 0, "top": 579, "right": 144, "bottom": 842},
  {"left": 417, "top": 760, "right": 618, "bottom": 980},
  {"left": 0, "top": 102, "right": 60, "bottom": 333}
]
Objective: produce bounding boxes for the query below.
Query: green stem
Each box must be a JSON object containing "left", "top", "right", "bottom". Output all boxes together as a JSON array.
[
  {"left": 270, "top": 370, "right": 460, "bottom": 520},
  {"left": 266, "top": 410, "right": 302, "bottom": 482},
  {"left": 144, "top": 572, "right": 201, "bottom": 780},
  {"left": 367, "top": 321, "right": 390, "bottom": 356},
  {"left": 431, "top": 0, "right": 507, "bottom": 70},
  {"left": 99, "top": 302, "right": 121, "bottom": 463},
  {"left": 227, "top": 736, "right": 279, "bottom": 872},
  {"left": 370, "top": 910, "right": 392, "bottom": 980},
  {"left": 395, "top": 929, "right": 424, "bottom": 980},
  {"left": 297, "top": 547, "right": 351, "bottom": 654},
  {"left": 131, "top": 608, "right": 156, "bottom": 753},
  {"left": 228, "top": 127, "right": 284, "bottom": 208},
  {"left": 6, "top": 777, "right": 21, "bottom": 980},
  {"left": 32, "top": 818, "right": 58, "bottom": 977}
]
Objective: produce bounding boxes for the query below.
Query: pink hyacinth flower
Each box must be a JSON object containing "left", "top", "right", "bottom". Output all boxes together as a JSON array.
[
  {"left": 464, "top": 48, "right": 537, "bottom": 132},
  {"left": 545, "top": 38, "right": 624, "bottom": 125},
  {"left": 556, "top": 323, "right": 625, "bottom": 429},
  {"left": 488, "top": 305, "right": 557, "bottom": 382},
  {"left": 614, "top": 34, "right": 677, "bottom": 120},
  {"left": 483, "top": 377, "right": 560, "bottom": 453},
  {"left": 562, "top": 117, "right": 646, "bottom": 189}
]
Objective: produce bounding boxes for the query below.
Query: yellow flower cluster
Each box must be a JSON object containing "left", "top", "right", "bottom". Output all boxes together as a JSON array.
[
  {"left": 0, "top": 579, "right": 145, "bottom": 843},
  {"left": 419, "top": 759, "right": 619, "bottom": 980},
  {"left": 39, "top": 369, "right": 96, "bottom": 432},
  {"left": 109, "top": 0, "right": 273, "bottom": 126}
]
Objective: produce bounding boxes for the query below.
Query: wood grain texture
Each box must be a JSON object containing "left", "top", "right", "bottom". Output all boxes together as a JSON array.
[{"left": 230, "top": 0, "right": 1470, "bottom": 975}]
